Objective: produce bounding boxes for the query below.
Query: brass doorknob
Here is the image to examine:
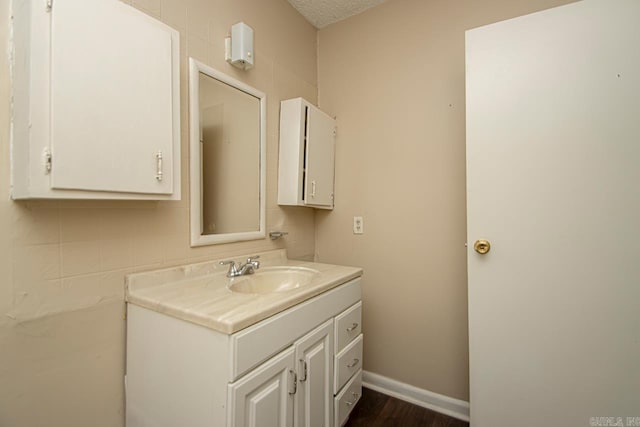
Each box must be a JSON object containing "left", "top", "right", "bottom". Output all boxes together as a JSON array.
[{"left": 474, "top": 239, "right": 491, "bottom": 255}]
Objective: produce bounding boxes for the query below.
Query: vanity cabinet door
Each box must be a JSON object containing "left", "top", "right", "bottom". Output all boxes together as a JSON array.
[
  {"left": 294, "top": 320, "right": 334, "bottom": 427},
  {"left": 228, "top": 347, "right": 295, "bottom": 427}
]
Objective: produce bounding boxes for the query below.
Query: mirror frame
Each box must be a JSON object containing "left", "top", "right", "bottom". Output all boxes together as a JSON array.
[{"left": 188, "top": 57, "right": 266, "bottom": 246}]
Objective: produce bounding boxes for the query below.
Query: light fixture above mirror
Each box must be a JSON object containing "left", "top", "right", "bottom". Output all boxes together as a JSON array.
[{"left": 225, "top": 22, "right": 254, "bottom": 70}]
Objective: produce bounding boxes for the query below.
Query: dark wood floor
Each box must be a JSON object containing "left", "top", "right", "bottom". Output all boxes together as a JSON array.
[{"left": 344, "top": 388, "right": 469, "bottom": 427}]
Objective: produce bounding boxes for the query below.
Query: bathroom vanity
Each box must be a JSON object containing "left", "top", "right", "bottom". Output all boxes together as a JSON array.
[{"left": 125, "top": 250, "right": 363, "bottom": 427}]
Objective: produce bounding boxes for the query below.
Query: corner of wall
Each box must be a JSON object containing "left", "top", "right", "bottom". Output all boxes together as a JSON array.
[{"left": 315, "top": 28, "right": 321, "bottom": 107}]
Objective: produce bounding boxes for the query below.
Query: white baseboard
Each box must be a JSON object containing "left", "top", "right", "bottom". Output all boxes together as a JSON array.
[{"left": 362, "top": 370, "right": 470, "bottom": 422}]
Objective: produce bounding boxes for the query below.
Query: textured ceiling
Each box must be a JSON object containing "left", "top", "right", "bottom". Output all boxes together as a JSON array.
[{"left": 287, "top": 0, "right": 388, "bottom": 29}]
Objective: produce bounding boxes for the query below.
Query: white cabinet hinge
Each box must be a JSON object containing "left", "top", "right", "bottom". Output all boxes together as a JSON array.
[
  {"left": 46, "top": 0, "right": 53, "bottom": 12},
  {"left": 44, "top": 149, "right": 52, "bottom": 174}
]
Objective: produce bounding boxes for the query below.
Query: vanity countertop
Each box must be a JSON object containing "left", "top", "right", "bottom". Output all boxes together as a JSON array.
[{"left": 125, "top": 250, "right": 362, "bottom": 334}]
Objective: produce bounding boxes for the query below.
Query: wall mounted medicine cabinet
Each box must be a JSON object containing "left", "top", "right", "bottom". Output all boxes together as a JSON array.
[
  {"left": 10, "top": 0, "right": 181, "bottom": 200},
  {"left": 278, "top": 98, "right": 336, "bottom": 209}
]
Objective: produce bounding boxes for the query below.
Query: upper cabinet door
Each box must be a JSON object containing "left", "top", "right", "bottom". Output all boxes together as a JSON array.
[
  {"left": 10, "top": 0, "right": 180, "bottom": 199},
  {"left": 49, "top": 0, "right": 176, "bottom": 194},
  {"left": 304, "top": 106, "right": 336, "bottom": 208},
  {"left": 277, "top": 98, "right": 335, "bottom": 209}
]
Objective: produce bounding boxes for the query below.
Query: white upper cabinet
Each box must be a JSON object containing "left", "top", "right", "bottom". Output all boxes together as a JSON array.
[
  {"left": 10, "top": 0, "right": 181, "bottom": 199},
  {"left": 278, "top": 98, "right": 336, "bottom": 209}
]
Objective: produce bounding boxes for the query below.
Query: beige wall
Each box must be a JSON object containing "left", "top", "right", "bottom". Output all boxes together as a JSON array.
[
  {"left": 0, "top": 0, "right": 317, "bottom": 425},
  {"left": 316, "top": 0, "right": 575, "bottom": 401},
  {"left": 0, "top": 0, "right": 586, "bottom": 423}
]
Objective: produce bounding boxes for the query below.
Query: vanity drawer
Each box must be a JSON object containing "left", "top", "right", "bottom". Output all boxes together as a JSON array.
[
  {"left": 334, "top": 334, "right": 363, "bottom": 394},
  {"left": 231, "top": 278, "right": 361, "bottom": 381},
  {"left": 334, "top": 302, "right": 361, "bottom": 354},
  {"left": 334, "top": 369, "right": 362, "bottom": 427}
]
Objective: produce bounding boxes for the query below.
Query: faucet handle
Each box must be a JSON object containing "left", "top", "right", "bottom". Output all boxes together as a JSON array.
[
  {"left": 220, "top": 260, "right": 238, "bottom": 276},
  {"left": 247, "top": 255, "right": 260, "bottom": 268}
]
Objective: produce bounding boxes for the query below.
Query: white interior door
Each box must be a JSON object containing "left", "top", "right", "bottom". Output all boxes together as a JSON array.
[
  {"left": 466, "top": 1, "right": 640, "bottom": 426},
  {"left": 50, "top": 0, "right": 175, "bottom": 194}
]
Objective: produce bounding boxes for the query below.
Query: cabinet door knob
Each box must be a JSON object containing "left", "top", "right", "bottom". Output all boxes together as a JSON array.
[{"left": 346, "top": 322, "right": 358, "bottom": 332}]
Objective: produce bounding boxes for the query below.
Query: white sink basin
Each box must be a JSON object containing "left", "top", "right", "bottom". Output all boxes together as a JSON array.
[{"left": 228, "top": 266, "right": 319, "bottom": 294}]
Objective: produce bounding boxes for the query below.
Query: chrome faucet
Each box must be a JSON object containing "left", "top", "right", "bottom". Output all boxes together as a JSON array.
[{"left": 220, "top": 256, "right": 260, "bottom": 278}]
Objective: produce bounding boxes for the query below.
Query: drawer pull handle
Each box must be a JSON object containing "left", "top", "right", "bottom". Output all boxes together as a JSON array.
[
  {"left": 345, "top": 392, "right": 360, "bottom": 406},
  {"left": 346, "top": 322, "right": 359, "bottom": 332},
  {"left": 347, "top": 358, "right": 360, "bottom": 368}
]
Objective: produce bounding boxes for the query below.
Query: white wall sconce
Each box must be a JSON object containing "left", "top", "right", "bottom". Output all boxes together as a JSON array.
[{"left": 225, "top": 22, "right": 254, "bottom": 70}]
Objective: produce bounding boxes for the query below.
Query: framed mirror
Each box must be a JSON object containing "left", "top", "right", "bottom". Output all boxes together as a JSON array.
[{"left": 189, "top": 58, "right": 266, "bottom": 246}]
